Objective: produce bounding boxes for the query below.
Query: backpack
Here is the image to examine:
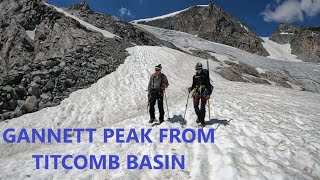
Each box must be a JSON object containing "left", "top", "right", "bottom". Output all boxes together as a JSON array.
[{"left": 203, "top": 69, "right": 213, "bottom": 95}]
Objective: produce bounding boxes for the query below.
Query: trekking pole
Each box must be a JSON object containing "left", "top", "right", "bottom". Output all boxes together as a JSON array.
[
  {"left": 206, "top": 59, "right": 211, "bottom": 120},
  {"left": 147, "top": 91, "right": 150, "bottom": 113},
  {"left": 183, "top": 92, "right": 190, "bottom": 120},
  {"left": 208, "top": 97, "right": 211, "bottom": 120},
  {"left": 164, "top": 91, "right": 170, "bottom": 120}
]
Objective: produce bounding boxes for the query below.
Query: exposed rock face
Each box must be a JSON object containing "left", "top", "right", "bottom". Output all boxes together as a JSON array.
[
  {"left": 67, "top": 1, "right": 179, "bottom": 49},
  {"left": 0, "top": 0, "right": 111, "bottom": 73},
  {"left": 0, "top": 39, "right": 131, "bottom": 120},
  {"left": 0, "top": 19, "right": 34, "bottom": 72},
  {"left": 0, "top": 0, "right": 181, "bottom": 121},
  {"left": 269, "top": 23, "right": 320, "bottom": 63},
  {"left": 0, "top": 0, "right": 137, "bottom": 120},
  {"left": 69, "top": 0, "right": 94, "bottom": 14},
  {"left": 215, "top": 60, "right": 291, "bottom": 88},
  {"left": 135, "top": 3, "right": 269, "bottom": 56}
]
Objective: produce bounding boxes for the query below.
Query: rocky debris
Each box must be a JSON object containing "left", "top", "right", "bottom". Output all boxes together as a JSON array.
[
  {"left": 216, "top": 67, "right": 248, "bottom": 82},
  {"left": 261, "top": 71, "right": 292, "bottom": 88},
  {"left": 136, "top": 3, "right": 269, "bottom": 56},
  {"left": 269, "top": 23, "right": 320, "bottom": 63},
  {"left": 0, "top": 0, "right": 135, "bottom": 74},
  {"left": 215, "top": 60, "right": 291, "bottom": 88},
  {"left": 189, "top": 50, "right": 219, "bottom": 62},
  {"left": 0, "top": 37, "right": 131, "bottom": 121},
  {"left": 21, "top": 96, "right": 38, "bottom": 113},
  {"left": 235, "top": 62, "right": 261, "bottom": 78},
  {"left": 0, "top": 0, "right": 134, "bottom": 121},
  {"left": 67, "top": 1, "right": 180, "bottom": 50}
]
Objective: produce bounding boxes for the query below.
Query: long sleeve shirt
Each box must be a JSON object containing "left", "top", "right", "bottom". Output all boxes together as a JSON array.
[{"left": 147, "top": 73, "right": 169, "bottom": 93}]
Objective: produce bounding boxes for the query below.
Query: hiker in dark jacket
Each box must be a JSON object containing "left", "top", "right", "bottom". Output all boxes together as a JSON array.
[
  {"left": 188, "top": 62, "right": 212, "bottom": 127},
  {"left": 147, "top": 64, "right": 169, "bottom": 123}
]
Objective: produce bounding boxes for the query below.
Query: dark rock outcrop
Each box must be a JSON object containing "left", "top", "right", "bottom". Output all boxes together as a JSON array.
[
  {"left": 269, "top": 23, "right": 320, "bottom": 63},
  {"left": 135, "top": 3, "right": 269, "bottom": 56},
  {"left": 0, "top": 0, "right": 135, "bottom": 120},
  {"left": 0, "top": 39, "right": 131, "bottom": 120},
  {"left": 67, "top": 1, "right": 179, "bottom": 49},
  {"left": 215, "top": 60, "right": 291, "bottom": 88}
]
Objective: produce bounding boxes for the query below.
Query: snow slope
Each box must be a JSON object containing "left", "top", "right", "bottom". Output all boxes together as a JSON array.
[
  {"left": 135, "top": 24, "right": 320, "bottom": 93},
  {"left": 1, "top": 46, "right": 320, "bottom": 179},
  {"left": 44, "top": 2, "right": 118, "bottom": 39},
  {"left": 132, "top": 5, "right": 208, "bottom": 23},
  {"left": 261, "top": 37, "right": 302, "bottom": 62},
  {"left": 26, "top": 28, "right": 36, "bottom": 41}
]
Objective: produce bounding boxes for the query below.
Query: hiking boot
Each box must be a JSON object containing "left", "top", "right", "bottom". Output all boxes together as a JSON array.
[
  {"left": 196, "top": 118, "right": 200, "bottom": 123},
  {"left": 149, "top": 119, "right": 155, "bottom": 123},
  {"left": 199, "top": 123, "right": 206, "bottom": 128},
  {"left": 159, "top": 119, "right": 164, "bottom": 124}
]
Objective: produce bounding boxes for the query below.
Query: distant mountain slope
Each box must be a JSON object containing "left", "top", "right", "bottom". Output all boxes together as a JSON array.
[
  {"left": 133, "top": 2, "right": 269, "bottom": 56},
  {"left": 135, "top": 24, "right": 320, "bottom": 94},
  {"left": 269, "top": 23, "right": 320, "bottom": 63}
]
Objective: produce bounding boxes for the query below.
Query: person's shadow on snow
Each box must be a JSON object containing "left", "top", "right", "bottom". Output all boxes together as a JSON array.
[
  {"left": 168, "top": 115, "right": 187, "bottom": 125},
  {"left": 206, "top": 118, "right": 232, "bottom": 129}
]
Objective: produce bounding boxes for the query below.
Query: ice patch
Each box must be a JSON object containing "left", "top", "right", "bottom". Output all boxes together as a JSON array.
[
  {"left": 26, "top": 28, "right": 36, "bottom": 40},
  {"left": 280, "top": 32, "right": 294, "bottom": 35},
  {"left": 132, "top": 5, "right": 208, "bottom": 23},
  {"left": 256, "top": 67, "right": 267, "bottom": 74},
  {"left": 240, "top": 24, "right": 249, "bottom": 32},
  {"left": 261, "top": 37, "right": 302, "bottom": 62}
]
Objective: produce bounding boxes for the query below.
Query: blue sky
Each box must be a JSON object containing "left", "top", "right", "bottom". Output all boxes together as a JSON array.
[{"left": 47, "top": 0, "right": 320, "bottom": 37}]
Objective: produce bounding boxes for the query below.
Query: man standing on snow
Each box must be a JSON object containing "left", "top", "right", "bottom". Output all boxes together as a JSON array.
[
  {"left": 147, "top": 64, "right": 169, "bottom": 124},
  {"left": 188, "top": 62, "right": 213, "bottom": 127}
]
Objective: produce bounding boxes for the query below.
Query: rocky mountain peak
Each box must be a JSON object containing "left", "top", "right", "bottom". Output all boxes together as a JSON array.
[
  {"left": 277, "top": 23, "right": 297, "bottom": 33},
  {"left": 208, "top": 1, "right": 214, "bottom": 10},
  {"left": 69, "top": 0, "right": 94, "bottom": 14},
  {"left": 270, "top": 23, "right": 320, "bottom": 63},
  {"left": 135, "top": 3, "right": 269, "bottom": 56}
]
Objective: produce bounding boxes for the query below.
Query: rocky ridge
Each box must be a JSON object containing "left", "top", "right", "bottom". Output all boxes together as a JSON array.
[
  {"left": 269, "top": 23, "right": 320, "bottom": 63},
  {"left": 135, "top": 2, "right": 269, "bottom": 56}
]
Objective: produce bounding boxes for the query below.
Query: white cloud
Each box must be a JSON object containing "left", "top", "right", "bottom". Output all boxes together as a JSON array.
[
  {"left": 119, "top": 7, "right": 133, "bottom": 17},
  {"left": 261, "top": 0, "right": 320, "bottom": 23}
]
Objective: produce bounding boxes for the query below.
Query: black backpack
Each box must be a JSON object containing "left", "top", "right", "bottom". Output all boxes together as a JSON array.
[{"left": 203, "top": 69, "right": 213, "bottom": 95}]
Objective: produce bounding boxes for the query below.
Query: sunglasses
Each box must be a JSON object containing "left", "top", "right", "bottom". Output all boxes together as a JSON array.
[
  {"left": 155, "top": 69, "right": 161, "bottom": 71},
  {"left": 196, "top": 69, "right": 202, "bottom": 70}
]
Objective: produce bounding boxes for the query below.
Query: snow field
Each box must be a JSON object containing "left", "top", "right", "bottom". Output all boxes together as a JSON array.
[
  {"left": 261, "top": 37, "right": 302, "bottom": 62},
  {"left": 132, "top": 5, "right": 208, "bottom": 23},
  {"left": 135, "top": 24, "right": 320, "bottom": 93},
  {"left": 1, "top": 46, "right": 320, "bottom": 179}
]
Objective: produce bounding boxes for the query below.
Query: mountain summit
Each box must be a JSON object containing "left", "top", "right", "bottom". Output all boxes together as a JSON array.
[{"left": 134, "top": 2, "right": 269, "bottom": 56}]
